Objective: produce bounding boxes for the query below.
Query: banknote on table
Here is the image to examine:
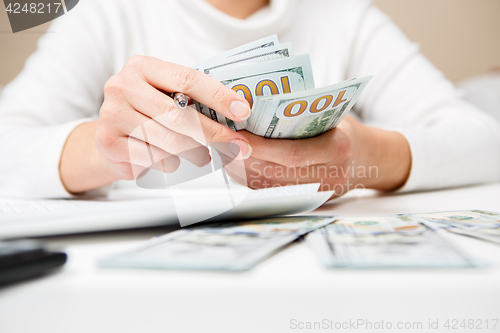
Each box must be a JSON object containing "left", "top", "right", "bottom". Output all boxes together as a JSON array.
[
  {"left": 98, "top": 216, "right": 335, "bottom": 271},
  {"left": 414, "top": 210, "right": 500, "bottom": 244},
  {"left": 306, "top": 215, "right": 477, "bottom": 268},
  {"left": 193, "top": 35, "right": 370, "bottom": 139}
]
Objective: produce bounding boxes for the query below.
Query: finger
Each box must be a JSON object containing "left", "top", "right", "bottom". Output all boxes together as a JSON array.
[
  {"left": 146, "top": 158, "right": 181, "bottom": 174},
  {"left": 120, "top": 81, "right": 253, "bottom": 159},
  {"left": 224, "top": 166, "right": 292, "bottom": 189},
  {"left": 122, "top": 56, "right": 252, "bottom": 121},
  {"left": 222, "top": 156, "right": 286, "bottom": 185},
  {"left": 219, "top": 152, "right": 251, "bottom": 186},
  {"left": 223, "top": 155, "right": 344, "bottom": 191},
  {"left": 221, "top": 155, "right": 279, "bottom": 188},
  {"left": 119, "top": 111, "right": 211, "bottom": 167},
  {"left": 128, "top": 138, "right": 181, "bottom": 180},
  {"left": 121, "top": 80, "right": 194, "bottom": 122},
  {"left": 130, "top": 157, "right": 180, "bottom": 182},
  {"left": 224, "top": 162, "right": 343, "bottom": 193},
  {"left": 237, "top": 130, "right": 345, "bottom": 167},
  {"left": 197, "top": 113, "right": 253, "bottom": 159},
  {"left": 104, "top": 135, "right": 180, "bottom": 171}
]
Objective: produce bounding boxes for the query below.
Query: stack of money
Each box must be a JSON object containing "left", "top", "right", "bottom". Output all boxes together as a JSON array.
[{"left": 194, "top": 35, "right": 371, "bottom": 139}]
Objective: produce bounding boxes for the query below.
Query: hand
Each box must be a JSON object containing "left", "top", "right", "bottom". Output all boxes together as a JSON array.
[
  {"left": 60, "top": 56, "right": 253, "bottom": 193},
  {"left": 223, "top": 116, "right": 411, "bottom": 198}
]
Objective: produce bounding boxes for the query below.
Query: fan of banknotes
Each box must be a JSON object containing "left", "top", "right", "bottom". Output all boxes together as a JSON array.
[
  {"left": 193, "top": 35, "right": 371, "bottom": 139},
  {"left": 98, "top": 210, "right": 500, "bottom": 271}
]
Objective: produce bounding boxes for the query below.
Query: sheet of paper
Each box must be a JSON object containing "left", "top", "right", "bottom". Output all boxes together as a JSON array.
[{"left": 0, "top": 183, "right": 333, "bottom": 239}]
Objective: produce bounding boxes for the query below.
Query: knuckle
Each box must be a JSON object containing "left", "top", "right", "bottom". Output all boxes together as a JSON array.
[
  {"left": 171, "top": 67, "right": 199, "bottom": 92},
  {"left": 125, "top": 55, "right": 146, "bottom": 70},
  {"left": 164, "top": 130, "right": 183, "bottom": 150},
  {"left": 99, "top": 100, "right": 127, "bottom": 121},
  {"left": 160, "top": 98, "right": 177, "bottom": 115},
  {"left": 165, "top": 107, "right": 188, "bottom": 129},
  {"left": 211, "top": 85, "right": 231, "bottom": 105},
  {"left": 100, "top": 101, "right": 117, "bottom": 117},
  {"left": 208, "top": 125, "right": 232, "bottom": 143},
  {"left": 104, "top": 74, "right": 128, "bottom": 95},
  {"left": 95, "top": 126, "right": 118, "bottom": 151}
]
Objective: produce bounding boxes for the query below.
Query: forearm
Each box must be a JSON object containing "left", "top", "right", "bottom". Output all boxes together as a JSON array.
[
  {"left": 353, "top": 121, "right": 411, "bottom": 191},
  {"left": 60, "top": 121, "right": 120, "bottom": 194}
]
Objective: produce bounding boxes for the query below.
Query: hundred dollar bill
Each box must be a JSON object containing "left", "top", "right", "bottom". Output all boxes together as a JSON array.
[
  {"left": 196, "top": 42, "right": 294, "bottom": 76},
  {"left": 207, "top": 54, "right": 315, "bottom": 131},
  {"left": 249, "top": 76, "right": 371, "bottom": 139},
  {"left": 447, "top": 227, "right": 500, "bottom": 244},
  {"left": 195, "top": 42, "right": 294, "bottom": 123},
  {"left": 415, "top": 210, "right": 500, "bottom": 228},
  {"left": 191, "top": 37, "right": 372, "bottom": 140},
  {"left": 98, "top": 216, "right": 335, "bottom": 271},
  {"left": 414, "top": 210, "right": 500, "bottom": 244},
  {"left": 225, "top": 34, "right": 279, "bottom": 57},
  {"left": 306, "top": 215, "right": 477, "bottom": 268},
  {"left": 197, "top": 34, "right": 279, "bottom": 65}
]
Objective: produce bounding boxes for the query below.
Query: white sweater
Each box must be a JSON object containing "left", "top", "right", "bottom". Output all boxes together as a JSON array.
[{"left": 0, "top": 0, "right": 499, "bottom": 198}]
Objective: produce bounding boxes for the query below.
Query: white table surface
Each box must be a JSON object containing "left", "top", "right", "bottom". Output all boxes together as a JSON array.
[{"left": 1, "top": 183, "right": 500, "bottom": 333}]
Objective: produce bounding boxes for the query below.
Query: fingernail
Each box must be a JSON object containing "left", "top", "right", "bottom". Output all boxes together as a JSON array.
[
  {"left": 230, "top": 139, "right": 252, "bottom": 160},
  {"left": 230, "top": 101, "right": 251, "bottom": 120}
]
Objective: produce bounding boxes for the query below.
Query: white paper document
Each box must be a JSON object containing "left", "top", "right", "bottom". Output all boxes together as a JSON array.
[{"left": 0, "top": 183, "right": 333, "bottom": 239}]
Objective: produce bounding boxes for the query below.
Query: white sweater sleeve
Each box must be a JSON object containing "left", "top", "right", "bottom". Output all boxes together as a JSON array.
[
  {"left": 347, "top": 3, "right": 500, "bottom": 192},
  {"left": 0, "top": 1, "right": 113, "bottom": 198}
]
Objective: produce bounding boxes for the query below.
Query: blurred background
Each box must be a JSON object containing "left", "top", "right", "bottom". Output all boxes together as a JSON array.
[{"left": 1, "top": 0, "right": 499, "bottom": 86}]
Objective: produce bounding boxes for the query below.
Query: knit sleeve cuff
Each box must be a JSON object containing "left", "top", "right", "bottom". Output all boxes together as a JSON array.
[{"left": 390, "top": 128, "right": 427, "bottom": 193}]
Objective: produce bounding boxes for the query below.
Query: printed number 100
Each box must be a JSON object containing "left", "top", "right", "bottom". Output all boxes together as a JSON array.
[{"left": 231, "top": 76, "right": 292, "bottom": 108}]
